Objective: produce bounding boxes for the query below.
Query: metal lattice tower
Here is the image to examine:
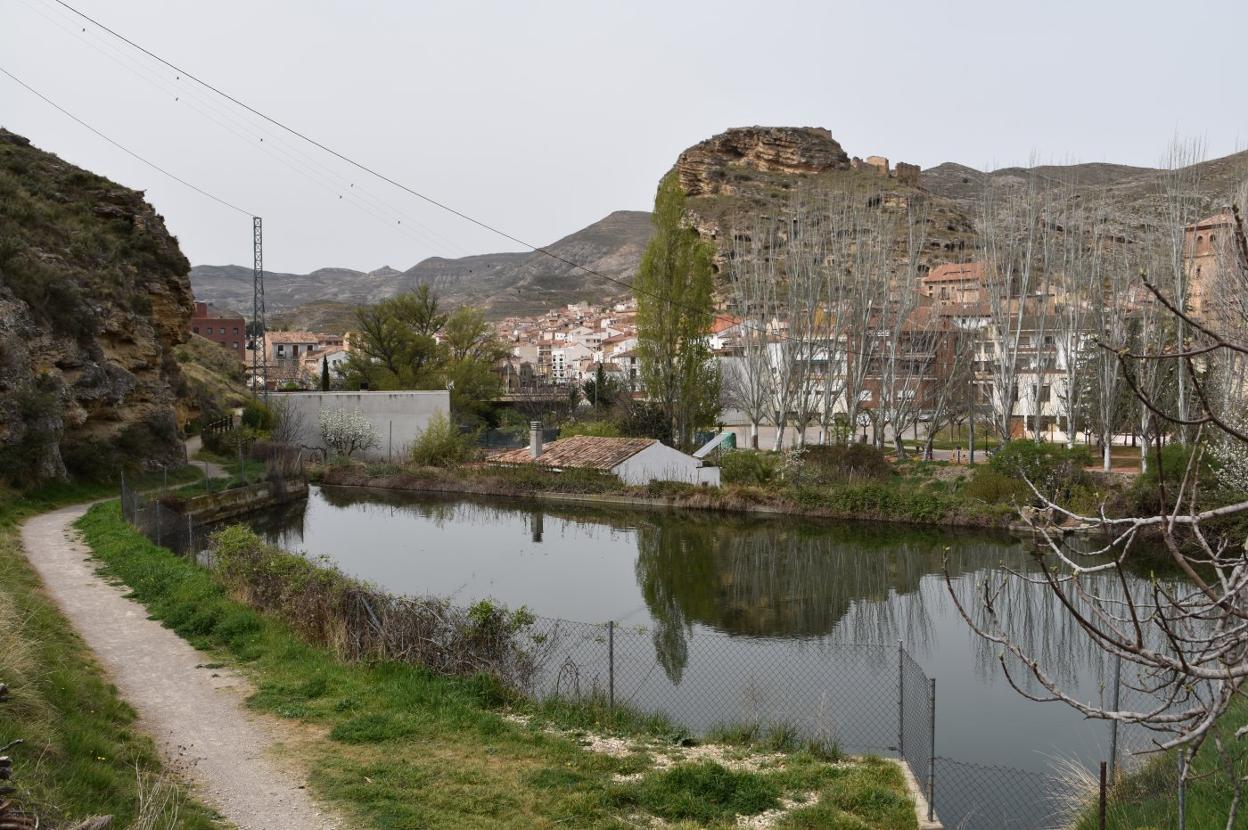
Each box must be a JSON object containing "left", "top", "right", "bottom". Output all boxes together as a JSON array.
[{"left": 251, "top": 216, "right": 267, "bottom": 402}]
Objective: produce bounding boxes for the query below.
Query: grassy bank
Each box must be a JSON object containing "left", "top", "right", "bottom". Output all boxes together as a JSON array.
[
  {"left": 76, "top": 502, "right": 918, "bottom": 829},
  {"left": 0, "top": 473, "right": 217, "bottom": 828},
  {"left": 315, "top": 459, "right": 1020, "bottom": 529},
  {"left": 1072, "top": 700, "right": 1248, "bottom": 829}
]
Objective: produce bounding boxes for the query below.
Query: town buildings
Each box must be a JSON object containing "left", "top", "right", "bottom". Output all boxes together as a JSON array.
[{"left": 189, "top": 302, "right": 247, "bottom": 362}]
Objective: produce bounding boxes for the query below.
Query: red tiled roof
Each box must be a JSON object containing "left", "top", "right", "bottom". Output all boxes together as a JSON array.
[
  {"left": 267, "top": 331, "right": 322, "bottom": 344},
  {"left": 1190, "top": 210, "right": 1235, "bottom": 230},
  {"left": 490, "top": 436, "right": 656, "bottom": 470},
  {"left": 923, "top": 262, "right": 985, "bottom": 284}
]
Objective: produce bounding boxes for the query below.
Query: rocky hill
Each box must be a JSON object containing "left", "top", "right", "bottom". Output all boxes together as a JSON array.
[
  {"left": 194, "top": 127, "right": 1248, "bottom": 326},
  {"left": 0, "top": 129, "right": 193, "bottom": 482},
  {"left": 190, "top": 210, "right": 654, "bottom": 319},
  {"left": 673, "top": 126, "right": 977, "bottom": 267},
  {"left": 922, "top": 150, "right": 1248, "bottom": 223}
]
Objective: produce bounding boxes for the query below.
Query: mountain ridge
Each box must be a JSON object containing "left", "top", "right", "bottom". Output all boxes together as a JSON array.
[
  {"left": 190, "top": 209, "right": 653, "bottom": 319},
  {"left": 191, "top": 130, "right": 1248, "bottom": 325}
]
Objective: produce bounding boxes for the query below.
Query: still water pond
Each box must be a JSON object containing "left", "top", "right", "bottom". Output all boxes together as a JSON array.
[{"left": 241, "top": 485, "right": 1153, "bottom": 779}]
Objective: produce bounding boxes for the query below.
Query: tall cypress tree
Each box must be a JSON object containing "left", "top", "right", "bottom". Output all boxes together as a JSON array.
[
  {"left": 634, "top": 172, "right": 720, "bottom": 449},
  {"left": 320, "top": 355, "right": 331, "bottom": 391}
]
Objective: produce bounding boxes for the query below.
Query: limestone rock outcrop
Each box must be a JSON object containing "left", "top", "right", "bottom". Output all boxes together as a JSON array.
[
  {"left": 0, "top": 129, "right": 194, "bottom": 482},
  {"left": 675, "top": 126, "right": 851, "bottom": 198}
]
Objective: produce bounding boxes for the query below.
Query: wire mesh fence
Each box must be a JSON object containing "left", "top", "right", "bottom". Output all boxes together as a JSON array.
[{"left": 118, "top": 478, "right": 1199, "bottom": 829}]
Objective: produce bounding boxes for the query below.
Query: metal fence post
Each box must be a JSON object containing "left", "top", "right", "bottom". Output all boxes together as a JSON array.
[
  {"left": 897, "top": 640, "right": 905, "bottom": 757},
  {"left": 608, "top": 620, "right": 615, "bottom": 709},
  {"left": 1098, "top": 761, "right": 1107, "bottom": 830},
  {"left": 1110, "top": 652, "right": 1121, "bottom": 779},
  {"left": 928, "top": 677, "right": 936, "bottom": 822},
  {"left": 1177, "top": 749, "right": 1187, "bottom": 830}
]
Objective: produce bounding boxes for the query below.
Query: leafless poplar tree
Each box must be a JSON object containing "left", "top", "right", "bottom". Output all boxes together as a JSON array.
[
  {"left": 723, "top": 222, "right": 778, "bottom": 449},
  {"left": 978, "top": 171, "right": 1047, "bottom": 441},
  {"left": 952, "top": 200, "right": 1248, "bottom": 830}
]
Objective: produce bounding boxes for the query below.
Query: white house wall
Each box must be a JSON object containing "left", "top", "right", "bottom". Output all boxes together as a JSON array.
[
  {"left": 269, "top": 390, "right": 450, "bottom": 461},
  {"left": 611, "top": 442, "right": 719, "bottom": 486}
]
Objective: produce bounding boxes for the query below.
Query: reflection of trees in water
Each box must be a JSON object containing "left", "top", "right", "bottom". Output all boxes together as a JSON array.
[
  {"left": 313, "top": 485, "right": 641, "bottom": 546},
  {"left": 950, "top": 559, "right": 1192, "bottom": 693},
  {"left": 261, "top": 487, "right": 1181, "bottom": 701},
  {"left": 634, "top": 516, "right": 1017, "bottom": 638}
]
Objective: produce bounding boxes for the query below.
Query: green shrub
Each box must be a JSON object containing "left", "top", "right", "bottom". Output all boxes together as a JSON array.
[
  {"left": 783, "top": 443, "right": 893, "bottom": 486},
  {"left": 988, "top": 439, "right": 1092, "bottom": 504},
  {"left": 409, "top": 412, "right": 472, "bottom": 467},
  {"left": 1131, "top": 442, "right": 1220, "bottom": 514},
  {"left": 240, "top": 399, "right": 273, "bottom": 432},
  {"left": 962, "top": 467, "right": 1030, "bottom": 505},
  {"left": 720, "top": 450, "right": 780, "bottom": 486}
]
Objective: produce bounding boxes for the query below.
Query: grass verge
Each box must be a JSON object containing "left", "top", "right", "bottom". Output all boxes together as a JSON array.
[
  {"left": 0, "top": 471, "right": 217, "bottom": 828},
  {"left": 1073, "top": 704, "right": 1248, "bottom": 829},
  {"left": 75, "top": 501, "right": 916, "bottom": 829}
]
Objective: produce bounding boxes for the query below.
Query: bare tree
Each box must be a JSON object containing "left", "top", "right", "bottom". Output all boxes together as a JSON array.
[
  {"left": 951, "top": 202, "right": 1248, "bottom": 830},
  {"left": 874, "top": 202, "right": 933, "bottom": 457},
  {"left": 723, "top": 222, "right": 779, "bottom": 449},
  {"left": 978, "top": 171, "right": 1047, "bottom": 440}
]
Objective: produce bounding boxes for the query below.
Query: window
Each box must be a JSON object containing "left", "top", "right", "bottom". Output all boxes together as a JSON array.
[
  {"left": 233, "top": 342, "right": 240, "bottom": 349},
  {"left": 233, "top": 327, "right": 240, "bottom": 335},
  {"left": 192, "top": 326, "right": 199, "bottom": 334},
  {"left": 858, "top": 390, "right": 872, "bottom": 402},
  {"left": 1041, "top": 385, "right": 1052, "bottom": 403}
]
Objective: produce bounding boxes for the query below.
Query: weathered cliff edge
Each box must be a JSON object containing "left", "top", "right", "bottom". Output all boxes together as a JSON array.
[{"left": 0, "top": 129, "right": 194, "bottom": 481}]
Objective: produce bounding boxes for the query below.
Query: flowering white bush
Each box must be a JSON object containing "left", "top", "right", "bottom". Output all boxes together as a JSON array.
[
  {"left": 318, "top": 407, "right": 379, "bottom": 458},
  {"left": 1211, "top": 419, "right": 1248, "bottom": 494}
]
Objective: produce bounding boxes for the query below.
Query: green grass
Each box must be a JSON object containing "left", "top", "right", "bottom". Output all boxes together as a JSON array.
[
  {"left": 74, "top": 502, "right": 917, "bottom": 829},
  {"left": 0, "top": 474, "right": 217, "bottom": 828},
  {"left": 625, "top": 762, "right": 780, "bottom": 822},
  {"left": 1073, "top": 702, "right": 1248, "bottom": 829}
]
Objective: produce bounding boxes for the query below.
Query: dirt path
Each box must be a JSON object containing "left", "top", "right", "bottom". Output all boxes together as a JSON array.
[
  {"left": 185, "top": 434, "right": 230, "bottom": 478},
  {"left": 21, "top": 505, "right": 345, "bottom": 830}
]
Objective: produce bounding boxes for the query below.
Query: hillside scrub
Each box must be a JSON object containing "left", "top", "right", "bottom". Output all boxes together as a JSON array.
[
  {"left": 0, "top": 479, "right": 216, "bottom": 829},
  {"left": 75, "top": 502, "right": 915, "bottom": 829}
]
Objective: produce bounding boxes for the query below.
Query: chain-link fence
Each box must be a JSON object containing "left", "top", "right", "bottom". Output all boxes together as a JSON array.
[{"left": 119, "top": 481, "right": 1197, "bottom": 829}]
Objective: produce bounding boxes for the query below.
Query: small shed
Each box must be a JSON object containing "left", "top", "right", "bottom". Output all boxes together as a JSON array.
[{"left": 491, "top": 426, "right": 719, "bottom": 486}]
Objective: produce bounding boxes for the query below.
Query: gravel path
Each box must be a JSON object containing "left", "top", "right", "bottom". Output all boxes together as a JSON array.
[
  {"left": 185, "top": 434, "right": 230, "bottom": 478},
  {"left": 21, "top": 505, "right": 345, "bottom": 830}
]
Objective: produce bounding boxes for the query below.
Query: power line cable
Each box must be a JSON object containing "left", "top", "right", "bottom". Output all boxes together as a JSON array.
[
  {"left": 48, "top": 0, "right": 946, "bottom": 363},
  {"left": 20, "top": 0, "right": 473, "bottom": 257},
  {"left": 0, "top": 64, "right": 254, "bottom": 217},
  {"left": 49, "top": 0, "right": 670, "bottom": 301}
]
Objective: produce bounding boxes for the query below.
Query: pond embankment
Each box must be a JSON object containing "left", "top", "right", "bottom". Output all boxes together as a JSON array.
[
  {"left": 315, "top": 462, "right": 1023, "bottom": 531},
  {"left": 170, "top": 478, "right": 309, "bottom": 523}
]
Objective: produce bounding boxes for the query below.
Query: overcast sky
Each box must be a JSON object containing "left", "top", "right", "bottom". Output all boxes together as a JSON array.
[{"left": 2, "top": 0, "right": 1245, "bottom": 274}]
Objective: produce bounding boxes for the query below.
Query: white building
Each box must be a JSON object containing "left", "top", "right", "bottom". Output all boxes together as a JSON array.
[{"left": 491, "top": 428, "right": 719, "bottom": 486}]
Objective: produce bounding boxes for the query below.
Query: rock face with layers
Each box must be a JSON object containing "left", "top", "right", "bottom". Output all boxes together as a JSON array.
[
  {"left": 0, "top": 129, "right": 193, "bottom": 481},
  {"left": 674, "top": 126, "right": 851, "bottom": 198}
]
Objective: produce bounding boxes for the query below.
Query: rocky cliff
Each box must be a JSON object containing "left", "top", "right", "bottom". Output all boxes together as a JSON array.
[
  {"left": 675, "top": 126, "right": 851, "bottom": 198},
  {"left": 0, "top": 129, "right": 193, "bottom": 482},
  {"left": 671, "top": 126, "right": 977, "bottom": 267}
]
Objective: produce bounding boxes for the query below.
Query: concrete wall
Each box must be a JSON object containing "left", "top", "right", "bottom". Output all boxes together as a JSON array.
[
  {"left": 612, "top": 442, "right": 719, "bottom": 486},
  {"left": 182, "top": 479, "right": 309, "bottom": 523},
  {"left": 269, "top": 390, "right": 450, "bottom": 461}
]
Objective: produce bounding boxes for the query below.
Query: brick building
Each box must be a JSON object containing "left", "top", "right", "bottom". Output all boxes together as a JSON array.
[{"left": 190, "top": 301, "right": 246, "bottom": 362}]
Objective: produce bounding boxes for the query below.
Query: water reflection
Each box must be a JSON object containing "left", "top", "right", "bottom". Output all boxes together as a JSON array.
[{"left": 232, "top": 485, "right": 1175, "bottom": 773}]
